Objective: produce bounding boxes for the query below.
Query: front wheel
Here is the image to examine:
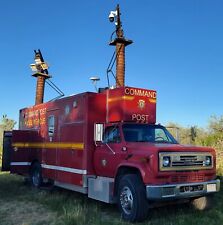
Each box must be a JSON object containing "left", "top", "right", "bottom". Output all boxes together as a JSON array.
[
  {"left": 117, "top": 174, "right": 149, "bottom": 222},
  {"left": 30, "top": 162, "right": 42, "bottom": 188}
]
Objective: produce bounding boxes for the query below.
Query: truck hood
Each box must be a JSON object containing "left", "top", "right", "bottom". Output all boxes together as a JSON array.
[{"left": 125, "top": 142, "right": 215, "bottom": 155}]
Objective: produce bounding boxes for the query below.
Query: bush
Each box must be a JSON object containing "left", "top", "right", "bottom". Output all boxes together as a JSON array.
[
  {"left": 213, "top": 139, "right": 223, "bottom": 176},
  {"left": 197, "top": 134, "right": 223, "bottom": 176}
]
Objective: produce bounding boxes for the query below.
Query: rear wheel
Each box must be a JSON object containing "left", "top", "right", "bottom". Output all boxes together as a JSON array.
[
  {"left": 191, "top": 195, "right": 213, "bottom": 211},
  {"left": 117, "top": 174, "right": 149, "bottom": 222},
  {"left": 30, "top": 162, "right": 42, "bottom": 188}
]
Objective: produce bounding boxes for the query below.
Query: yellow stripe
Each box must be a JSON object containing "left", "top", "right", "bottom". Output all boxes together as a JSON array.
[
  {"left": 108, "top": 96, "right": 134, "bottom": 103},
  {"left": 12, "top": 142, "right": 84, "bottom": 150},
  {"left": 149, "top": 98, "right": 156, "bottom": 103}
]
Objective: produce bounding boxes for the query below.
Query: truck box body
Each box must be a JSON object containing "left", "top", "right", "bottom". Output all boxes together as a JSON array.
[{"left": 12, "top": 91, "right": 106, "bottom": 189}]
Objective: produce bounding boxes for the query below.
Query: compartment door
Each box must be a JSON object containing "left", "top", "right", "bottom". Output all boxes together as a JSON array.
[{"left": 1, "top": 131, "right": 12, "bottom": 171}]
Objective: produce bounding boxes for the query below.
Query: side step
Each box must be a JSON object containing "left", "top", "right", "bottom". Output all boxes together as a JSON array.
[{"left": 54, "top": 181, "right": 87, "bottom": 194}]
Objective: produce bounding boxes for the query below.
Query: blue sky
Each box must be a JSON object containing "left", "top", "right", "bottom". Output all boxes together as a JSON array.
[{"left": 0, "top": 0, "right": 223, "bottom": 128}]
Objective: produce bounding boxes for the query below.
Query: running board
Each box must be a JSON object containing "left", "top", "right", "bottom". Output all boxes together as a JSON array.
[{"left": 54, "top": 181, "right": 87, "bottom": 194}]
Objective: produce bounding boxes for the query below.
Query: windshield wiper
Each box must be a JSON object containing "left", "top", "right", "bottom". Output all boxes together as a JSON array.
[{"left": 155, "top": 140, "right": 173, "bottom": 144}]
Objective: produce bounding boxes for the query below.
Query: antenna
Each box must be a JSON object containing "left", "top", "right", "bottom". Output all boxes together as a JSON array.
[{"left": 90, "top": 76, "right": 100, "bottom": 92}]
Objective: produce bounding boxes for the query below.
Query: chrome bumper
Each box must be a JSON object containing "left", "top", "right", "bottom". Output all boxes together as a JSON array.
[{"left": 146, "top": 179, "right": 220, "bottom": 200}]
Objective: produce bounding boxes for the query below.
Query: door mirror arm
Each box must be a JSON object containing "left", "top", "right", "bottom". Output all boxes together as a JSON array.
[{"left": 105, "top": 143, "right": 116, "bottom": 155}]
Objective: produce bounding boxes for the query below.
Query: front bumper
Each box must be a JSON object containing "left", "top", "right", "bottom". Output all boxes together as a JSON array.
[{"left": 146, "top": 179, "right": 220, "bottom": 200}]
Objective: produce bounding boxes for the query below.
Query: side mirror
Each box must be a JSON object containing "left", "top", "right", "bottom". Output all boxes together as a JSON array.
[{"left": 94, "top": 123, "right": 104, "bottom": 142}]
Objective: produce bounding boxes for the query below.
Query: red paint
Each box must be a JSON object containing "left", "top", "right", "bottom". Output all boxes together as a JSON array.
[{"left": 107, "top": 87, "right": 156, "bottom": 123}]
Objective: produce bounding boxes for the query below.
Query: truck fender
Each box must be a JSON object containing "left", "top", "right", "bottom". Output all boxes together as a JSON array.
[{"left": 113, "top": 163, "right": 146, "bottom": 196}]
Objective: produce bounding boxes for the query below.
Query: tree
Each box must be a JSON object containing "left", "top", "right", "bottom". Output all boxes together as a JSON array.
[
  {"left": 166, "top": 118, "right": 223, "bottom": 175},
  {"left": 166, "top": 122, "right": 198, "bottom": 145},
  {"left": 0, "top": 115, "right": 16, "bottom": 131},
  {"left": 0, "top": 114, "right": 16, "bottom": 143},
  {"left": 190, "top": 126, "right": 197, "bottom": 142},
  {"left": 208, "top": 115, "right": 223, "bottom": 133}
]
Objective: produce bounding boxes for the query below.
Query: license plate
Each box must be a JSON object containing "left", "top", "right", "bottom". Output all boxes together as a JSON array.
[{"left": 207, "top": 183, "right": 216, "bottom": 192}]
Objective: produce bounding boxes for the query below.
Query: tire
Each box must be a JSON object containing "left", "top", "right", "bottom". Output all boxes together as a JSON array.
[
  {"left": 30, "top": 162, "right": 42, "bottom": 188},
  {"left": 191, "top": 195, "right": 213, "bottom": 211},
  {"left": 117, "top": 174, "right": 149, "bottom": 222}
]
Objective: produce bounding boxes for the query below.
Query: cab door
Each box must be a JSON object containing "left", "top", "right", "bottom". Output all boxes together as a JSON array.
[{"left": 94, "top": 125, "right": 127, "bottom": 177}]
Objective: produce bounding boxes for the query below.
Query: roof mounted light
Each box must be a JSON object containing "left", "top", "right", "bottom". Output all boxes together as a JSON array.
[{"left": 30, "top": 49, "right": 49, "bottom": 73}]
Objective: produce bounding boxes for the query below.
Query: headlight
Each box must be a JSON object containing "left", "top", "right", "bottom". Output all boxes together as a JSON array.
[
  {"left": 163, "top": 156, "right": 171, "bottom": 167},
  {"left": 205, "top": 156, "right": 212, "bottom": 166}
]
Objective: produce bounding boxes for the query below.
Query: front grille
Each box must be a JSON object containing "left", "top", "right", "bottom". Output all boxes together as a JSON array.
[
  {"left": 172, "top": 162, "right": 204, "bottom": 166},
  {"left": 159, "top": 152, "right": 213, "bottom": 171},
  {"left": 172, "top": 155, "right": 204, "bottom": 167},
  {"left": 171, "top": 174, "right": 205, "bottom": 183}
]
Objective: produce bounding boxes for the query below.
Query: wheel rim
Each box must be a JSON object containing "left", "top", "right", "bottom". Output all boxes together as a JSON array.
[
  {"left": 120, "top": 186, "right": 134, "bottom": 215},
  {"left": 32, "top": 170, "right": 40, "bottom": 187}
]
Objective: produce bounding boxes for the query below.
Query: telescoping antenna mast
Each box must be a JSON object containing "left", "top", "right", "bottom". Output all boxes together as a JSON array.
[
  {"left": 30, "top": 49, "right": 51, "bottom": 105},
  {"left": 107, "top": 4, "right": 133, "bottom": 88},
  {"left": 30, "top": 50, "right": 64, "bottom": 104}
]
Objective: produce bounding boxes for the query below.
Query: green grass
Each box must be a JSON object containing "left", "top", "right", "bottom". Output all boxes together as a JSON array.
[{"left": 0, "top": 172, "right": 223, "bottom": 225}]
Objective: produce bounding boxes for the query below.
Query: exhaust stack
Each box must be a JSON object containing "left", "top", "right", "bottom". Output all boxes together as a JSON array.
[
  {"left": 30, "top": 50, "right": 51, "bottom": 105},
  {"left": 109, "top": 4, "right": 132, "bottom": 87}
]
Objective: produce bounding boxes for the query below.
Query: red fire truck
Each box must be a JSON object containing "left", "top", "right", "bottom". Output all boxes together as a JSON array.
[{"left": 3, "top": 5, "right": 220, "bottom": 222}]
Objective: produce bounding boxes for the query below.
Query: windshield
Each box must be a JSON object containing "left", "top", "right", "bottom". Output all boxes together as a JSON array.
[{"left": 122, "top": 124, "right": 178, "bottom": 144}]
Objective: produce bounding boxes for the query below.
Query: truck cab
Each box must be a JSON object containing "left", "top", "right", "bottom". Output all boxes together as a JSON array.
[
  {"left": 94, "top": 123, "right": 177, "bottom": 178},
  {"left": 94, "top": 122, "right": 220, "bottom": 221}
]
